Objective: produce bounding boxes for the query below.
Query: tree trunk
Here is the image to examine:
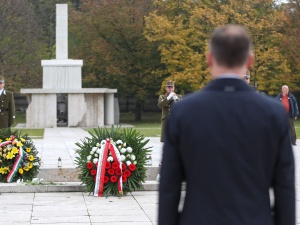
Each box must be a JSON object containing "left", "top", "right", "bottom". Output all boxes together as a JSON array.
[
  {"left": 135, "top": 102, "right": 142, "bottom": 121},
  {"left": 126, "top": 98, "right": 129, "bottom": 112}
]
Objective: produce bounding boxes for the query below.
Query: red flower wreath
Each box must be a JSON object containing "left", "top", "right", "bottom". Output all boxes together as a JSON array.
[
  {"left": 112, "top": 161, "right": 119, "bottom": 169},
  {"left": 110, "top": 176, "right": 118, "bottom": 183},
  {"left": 87, "top": 162, "right": 93, "bottom": 170},
  {"left": 123, "top": 169, "right": 131, "bottom": 178},
  {"left": 105, "top": 162, "right": 111, "bottom": 169},
  {"left": 129, "top": 164, "right": 136, "bottom": 172},
  {"left": 115, "top": 168, "right": 122, "bottom": 176},
  {"left": 122, "top": 175, "right": 127, "bottom": 182},
  {"left": 104, "top": 176, "right": 109, "bottom": 183},
  {"left": 107, "top": 168, "right": 114, "bottom": 175},
  {"left": 90, "top": 169, "right": 97, "bottom": 176}
]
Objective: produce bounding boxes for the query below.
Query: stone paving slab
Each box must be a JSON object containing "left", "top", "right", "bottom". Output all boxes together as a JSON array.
[
  {"left": 35, "top": 128, "right": 163, "bottom": 169},
  {"left": 1, "top": 128, "right": 300, "bottom": 224},
  {"left": 0, "top": 192, "right": 160, "bottom": 225}
]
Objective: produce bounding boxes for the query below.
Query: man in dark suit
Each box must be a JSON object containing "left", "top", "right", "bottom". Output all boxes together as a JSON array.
[{"left": 159, "top": 25, "right": 295, "bottom": 225}]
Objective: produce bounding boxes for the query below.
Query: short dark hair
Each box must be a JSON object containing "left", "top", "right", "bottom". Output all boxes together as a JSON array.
[{"left": 209, "top": 25, "right": 252, "bottom": 68}]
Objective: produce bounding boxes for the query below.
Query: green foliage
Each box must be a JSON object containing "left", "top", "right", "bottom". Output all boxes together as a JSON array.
[
  {"left": 0, "top": 129, "right": 40, "bottom": 183},
  {"left": 69, "top": 0, "right": 164, "bottom": 120},
  {"left": 75, "top": 126, "right": 151, "bottom": 196},
  {"left": 280, "top": 0, "right": 300, "bottom": 92},
  {"left": 145, "top": 0, "right": 291, "bottom": 95}
]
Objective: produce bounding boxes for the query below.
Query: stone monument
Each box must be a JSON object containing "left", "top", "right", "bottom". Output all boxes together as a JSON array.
[{"left": 21, "top": 4, "right": 117, "bottom": 128}]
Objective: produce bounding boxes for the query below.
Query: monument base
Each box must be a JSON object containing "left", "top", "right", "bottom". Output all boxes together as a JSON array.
[{"left": 20, "top": 88, "right": 117, "bottom": 128}]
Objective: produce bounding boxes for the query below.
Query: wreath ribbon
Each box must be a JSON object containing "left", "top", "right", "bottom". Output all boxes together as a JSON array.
[
  {"left": 0, "top": 136, "right": 24, "bottom": 183},
  {"left": 94, "top": 139, "right": 123, "bottom": 197},
  {"left": 6, "top": 146, "right": 24, "bottom": 183}
]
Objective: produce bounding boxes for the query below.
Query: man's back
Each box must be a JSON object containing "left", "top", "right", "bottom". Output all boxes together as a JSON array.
[{"left": 159, "top": 78, "right": 295, "bottom": 225}]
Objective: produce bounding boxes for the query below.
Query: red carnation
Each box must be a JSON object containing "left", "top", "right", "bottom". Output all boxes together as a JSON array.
[
  {"left": 121, "top": 175, "right": 127, "bottom": 183},
  {"left": 104, "top": 176, "right": 109, "bottom": 183},
  {"left": 95, "top": 162, "right": 98, "bottom": 168},
  {"left": 123, "top": 169, "right": 131, "bottom": 178},
  {"left": 110, "top": 176, "right": 118, "bottom": 183},
  {"left": 90, "top": 169, "right": 97, "bottom": 176},
  {"left": 129, "top": 164, "right": 136, "bottom": 172},
  {"left": 115, "top": 168, "right": 122, "bottom": 176},
  {"left": 122, "top": 163, "right": 126, "bottom": 170},
  {"left": 105, "top": 162, "right": 111, "bottom": 169},
  {"left": 86, "top": 162, "right": 93, "bottom": 170},
  {"left": 107, "top": 168, "right": 114, "bottom": 175},
  {"left": 112, "top": 161, "right": 119, "bottom": 169}
]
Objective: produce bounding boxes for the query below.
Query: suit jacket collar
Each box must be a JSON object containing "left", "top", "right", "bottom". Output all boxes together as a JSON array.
[{"left": 204, "top": 78, "right": 254, "bottom": 92}]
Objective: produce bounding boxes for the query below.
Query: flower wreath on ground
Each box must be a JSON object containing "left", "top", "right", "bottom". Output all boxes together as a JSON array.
[
  {"left": 0, "top": 128, "right": 40, "bottom": 183},
  {"left": 75, "top": 126, "right": 151, "bottom": 197}
]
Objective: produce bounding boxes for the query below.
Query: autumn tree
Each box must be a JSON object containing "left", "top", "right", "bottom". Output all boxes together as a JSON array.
[
  {"left": 69, "top": 0, "right": 163, "bottom": 120},
  {"left": 145, "top": 0, "right": 290, "bottom": 95},
  {"left": 280, "top": 0, "right": 300, "bottom": 92},
  {"left": 0, "top": 0, "right": 44, "bottom": 92}
]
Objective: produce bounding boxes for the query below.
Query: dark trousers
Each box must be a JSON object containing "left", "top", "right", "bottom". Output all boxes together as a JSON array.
[{"left": 289, "top": 118, "right": 297, "bottom": 145}]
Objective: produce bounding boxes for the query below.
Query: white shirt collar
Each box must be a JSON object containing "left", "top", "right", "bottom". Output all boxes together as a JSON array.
[{"left": 216, "top": 74, "right": 243, "bottom": 80}]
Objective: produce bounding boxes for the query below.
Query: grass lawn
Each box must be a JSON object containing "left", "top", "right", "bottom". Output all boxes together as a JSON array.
[
  {"left": 119, "top": 112, "right": 161, "bottom": 137},
  {"left": 11, "top": 112, "right": 162, "bottom": 138},
  {"left": 13, "top": 111, "right": 300, "bottom": 140},
  {"left": 294, "top": 119, "right": 300, "bottom": 138},
  {"left": 11, "top": 113, "right": 44, "bottom": 138},
  {"left": 86, "top": 112, "right": 162, "bottom": 137}
]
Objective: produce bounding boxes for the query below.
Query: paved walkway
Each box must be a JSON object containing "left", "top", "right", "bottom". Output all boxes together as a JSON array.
[
  {"left": 33, "top": 128, "right": 163, "bottom": 169},
  {"left": 1, "top": 128, "right": 300, "bottom": 224}
]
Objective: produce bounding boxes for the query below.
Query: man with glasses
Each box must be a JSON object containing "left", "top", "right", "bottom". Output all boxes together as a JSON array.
[{"left": 0, "top": 76, "right": 15, "bottom": 128}]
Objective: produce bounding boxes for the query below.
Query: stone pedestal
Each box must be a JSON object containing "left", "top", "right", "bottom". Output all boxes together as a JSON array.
[
  {"left": 42, "top": 60, "right": 83, "bottom": 89},
  {"left": 21, "top": 88, "right": 117, "bottom": 128}
]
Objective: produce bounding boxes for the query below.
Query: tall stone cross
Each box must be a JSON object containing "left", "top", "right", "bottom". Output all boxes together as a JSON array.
[
  {"left": 41, "top": 4, "right": 83, "bottom": 90},
  {"left": 56, "top": 4, "right": 68, "bottom": 60}
]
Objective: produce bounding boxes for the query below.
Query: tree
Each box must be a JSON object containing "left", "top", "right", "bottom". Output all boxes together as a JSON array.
[
  {"left": 144, "top": 0, "right": 290, "bottom": 95},
  {"left": 69, "top": 0, "right": 164, "bottom": 120},
  {"left": 0, "top": 0, "right": 44, "bottom": 92},
  {"left": 280, "top": 0, "right": 300, "bottom": 92}
]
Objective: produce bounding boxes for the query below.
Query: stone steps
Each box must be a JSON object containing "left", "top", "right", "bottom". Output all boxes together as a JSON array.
[
  {"left": 36, "top": 166, "right": 160, "bottom": 182},
  {"left": 0, "top": 166, "right": 161, "bottom": 193},
  {"left": 0, "top": 181, "right": 159, "bottom": 193}
]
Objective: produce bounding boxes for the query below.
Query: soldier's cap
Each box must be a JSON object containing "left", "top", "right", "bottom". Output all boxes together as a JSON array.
[
  {"left": 244, "top": 70, "right": 250, "bottom": 80},
  {"left": 0, "top": 76, "right": 4, "bottom": 83},
  {"left": 166, "top": 80, "right": 174, "bottom": 87}
]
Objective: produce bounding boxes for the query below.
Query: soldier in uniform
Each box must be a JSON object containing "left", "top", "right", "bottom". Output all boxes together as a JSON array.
[
  {"left": 158, "top": 81, "right": 182, "bottom": 142},
  {"left": 243, "top": 69, "right": 251, "bottom": 84},
  {"left": 0, "top": 76, "right": 15, "bottom": 128}
]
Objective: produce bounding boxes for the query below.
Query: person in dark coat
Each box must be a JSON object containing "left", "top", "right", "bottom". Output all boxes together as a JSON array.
[
  {"left": 158, "top": 25, "right": 295, "bottom": 225},
  {"left": 275, "top": 85, "right": 299, "bottom": 145},
  {"left": 158, "top": 81, "right": 182, "bottom": 142},
  {"left": 0, "top": 76, "right": 15, "bottom": 128}
]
